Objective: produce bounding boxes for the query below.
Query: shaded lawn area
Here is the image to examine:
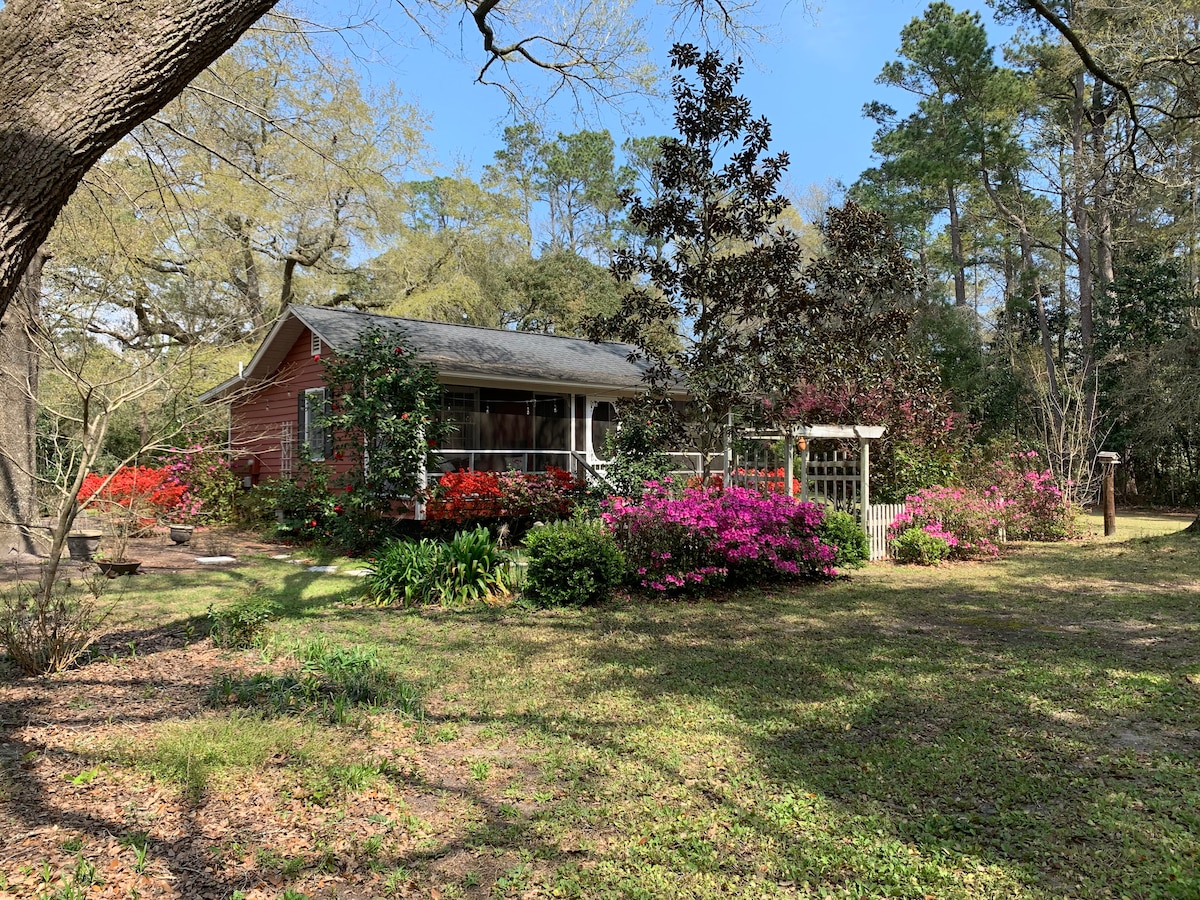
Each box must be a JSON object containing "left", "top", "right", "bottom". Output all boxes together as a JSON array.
[{"left": 1, "top": 517, "right": 1198, "bottom": 899}]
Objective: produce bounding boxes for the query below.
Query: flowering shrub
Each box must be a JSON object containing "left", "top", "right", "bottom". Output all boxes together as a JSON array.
[
  {"left": 79, "top": 466, "right": 187, "bottom": 516},
  {"left": 888, "top": 486, "right": 1003, "bottom": 560},
  {"left": 425, "top": 466, "right": 581, "bottom": 525},
  {"left": 162, "top": 446, "right": 239, "bottom": 523},
  {"left": 603, "top": 482, "right": 837, "bottom": 593},
  {"left": 974, "top": 450, "right": 1077, "bottom": 541}
]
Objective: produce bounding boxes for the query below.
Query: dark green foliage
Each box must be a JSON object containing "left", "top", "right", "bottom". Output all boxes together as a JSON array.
[
  {"left": 602, "top": 412, "right": 675, "bottom": 498},
  {"left": 817, "top": 510, "right": 870, "bottom": 569},
  {"left": 208, "top": 592, "right": 280, "bottom": 649},
  {"left": 320, "top": 325, "right": 450, "bottom": 525},
  {"left": 891, "top": 527, "right": 950, "bottom": 566},
  {"left": 522, "top": 520, "right": 625, "bottom": 608},
  {"left": 585, "top": 44, "right": 815, "bottom": 429},
  {"left": 367, "top": 527, "right": 513, "bottom": 607}
]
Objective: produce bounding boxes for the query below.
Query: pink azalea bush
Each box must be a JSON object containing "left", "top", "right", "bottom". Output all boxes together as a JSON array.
[
  {"left": 888, "top": 486, "right": 1004, "bottom": 560},
  {"left": 889, "top": 450, "right": 1078, "bottom": 563},
  {"left": 976, "top": 450, "right": 1077, "bottom": 541},
  {"left": 603, "top": 481, "right": 837, "bottom": 593}
]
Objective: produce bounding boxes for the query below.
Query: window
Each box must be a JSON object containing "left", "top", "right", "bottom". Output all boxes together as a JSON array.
[{"left": 299, "top": 387, "right": 330, "bottom": 461}]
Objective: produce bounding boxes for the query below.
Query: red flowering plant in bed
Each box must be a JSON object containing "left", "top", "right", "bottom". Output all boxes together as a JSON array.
[
  {"left": 425, "top": 466, "right": 582, "bottom": 525},
  {"left": 78, "top": 465, "right": 189, "bottom": 519}
]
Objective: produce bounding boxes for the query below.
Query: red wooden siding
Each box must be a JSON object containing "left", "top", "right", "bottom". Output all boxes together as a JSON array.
[{"left": 230, "top": 327, "right": 353, "bottom": 482}]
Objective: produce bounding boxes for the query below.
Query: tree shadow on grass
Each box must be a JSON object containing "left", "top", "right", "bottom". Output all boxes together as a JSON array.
[{"left": 470, "top": 569, "right": 1200, "bottom": 897}]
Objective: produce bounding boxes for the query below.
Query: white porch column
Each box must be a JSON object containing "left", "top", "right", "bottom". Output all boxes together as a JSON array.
[{"left": 415, "top": 422, "right": 428, "bottom": 521}]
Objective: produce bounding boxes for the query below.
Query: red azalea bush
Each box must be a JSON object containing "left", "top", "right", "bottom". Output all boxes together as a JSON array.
[
  {"left": 425, "top": 466, "right": 582, "bottom": 525},
  {"left": 78, "top": 465, "right": 188, "bottom": 516},
  {"left": 603, "top": 481, "right": 837, "bottom": 593}
]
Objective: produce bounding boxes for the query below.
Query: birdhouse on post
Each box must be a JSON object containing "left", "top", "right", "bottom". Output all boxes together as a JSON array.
[{"left": 1098, "top": 451, "right": 1122, "bottom": 537}]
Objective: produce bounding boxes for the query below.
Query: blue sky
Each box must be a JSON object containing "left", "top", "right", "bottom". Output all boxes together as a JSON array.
[{"left": 323, "top": 0, "right": 1014, "bottom": 197}]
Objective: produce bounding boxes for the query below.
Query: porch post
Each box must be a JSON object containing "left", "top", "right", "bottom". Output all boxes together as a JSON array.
[
  {"left": 415, "top": 422, "right": 428, "bottom": 521},
  {"left": 722, "top": 412, "right": 732, "bottom": 484}
]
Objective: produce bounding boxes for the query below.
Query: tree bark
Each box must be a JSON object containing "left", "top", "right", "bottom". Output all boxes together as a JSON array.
[
  {"left": 947, "top": 182, "right": 967, "bottom": 307},
  {"left": 0, "top": 0, "right": 278, "bottom": 323},
  {"left": 0, "top": 250, "right": 45, "bottom": 556}
]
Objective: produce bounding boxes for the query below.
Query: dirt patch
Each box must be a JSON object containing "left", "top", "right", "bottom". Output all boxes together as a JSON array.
[
  {"left": 1, "top": 530, "right": 291, "bottom": 584},
  {"left": 0, "top": 634, "right": 559, "bottom": 899}
]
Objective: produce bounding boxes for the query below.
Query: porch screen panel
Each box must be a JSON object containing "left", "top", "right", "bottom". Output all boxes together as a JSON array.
[
  {"left": 478, "top": 389, "right": 534, "bottom": 462},
  {"left": 533, "top": 393, "right": 568, "bottom": 472}
]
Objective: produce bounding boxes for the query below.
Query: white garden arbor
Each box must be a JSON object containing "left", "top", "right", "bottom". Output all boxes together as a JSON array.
[{"left": 729, "top": 424, "right": 890, "bottom": 557}]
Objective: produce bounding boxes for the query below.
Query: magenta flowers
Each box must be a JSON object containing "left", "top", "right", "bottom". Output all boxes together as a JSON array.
[{"left": 604, "top": 482, "right": 837, "bottom": 593}]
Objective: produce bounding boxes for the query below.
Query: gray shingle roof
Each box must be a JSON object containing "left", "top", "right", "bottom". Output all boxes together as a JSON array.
[
  {"left": 294, "top": 306, "right": 653, "bottom": 389},
  {"left": 201, "top": 305, "right": 661, "bottom": 402}
]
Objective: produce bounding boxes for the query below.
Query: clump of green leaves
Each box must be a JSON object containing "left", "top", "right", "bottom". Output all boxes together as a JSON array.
[
  {"left": 367, "top": 527, "right": 513, "bottom": 607},
  {"left": 206, "top": 637, "right": 421, "bottom": 723},
  {"left": 817, "top": 510, "right": 870, "bottom": 569},
  {"left": 601, "top": 412, "right": 675, "bottom": 499},
  {"left": 891, "top": 526, "right": 950, "bottom": 565},
  {"left": 522, "top": 520, "right": 625, "bottom": 607},
  {"left": 208, "top": 592, "right": 280, "bottom": 649}
]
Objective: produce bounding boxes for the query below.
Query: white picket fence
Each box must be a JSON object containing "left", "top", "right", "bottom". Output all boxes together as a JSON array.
[{"left": 865, "top": 502, "right": 905, "bottom": 561}]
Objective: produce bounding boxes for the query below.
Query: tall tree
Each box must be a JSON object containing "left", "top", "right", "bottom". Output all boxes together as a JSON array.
[{"left": 586, "top": 44, "right": 813, "bottom": 453}]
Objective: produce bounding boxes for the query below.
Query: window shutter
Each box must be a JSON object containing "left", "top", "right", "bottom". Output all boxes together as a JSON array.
[{"left": 323, "top": 388, "right": 334, "bottom": 459}]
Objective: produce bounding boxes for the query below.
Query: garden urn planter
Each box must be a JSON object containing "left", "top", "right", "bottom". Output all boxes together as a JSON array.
[
  {"left": 96, "top": 559, "right": 141, "bottom": 578},
  {"left": 66, "top": 531, "right": 102, "bottom": 561},
  {"left": 169, "top": 524, "right": 195, "bottom": 545}
]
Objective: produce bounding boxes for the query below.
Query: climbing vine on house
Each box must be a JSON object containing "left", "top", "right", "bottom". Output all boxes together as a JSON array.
[{"left": 319, "top": 326, "right": 450, "bottom": 545}]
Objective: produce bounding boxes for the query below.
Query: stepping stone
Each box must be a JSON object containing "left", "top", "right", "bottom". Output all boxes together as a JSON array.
[
  {"left": 271, "top": 553, "right": 291, "bottom": 560},
  {"left": 195, "top": 556, "right": 237, "bottom": 564},
  {"left": 307, "top": 565, "right": 338, "bottom": 573},
  {"left": 343, "top": 568, "right": 372, "bottom": 577}
]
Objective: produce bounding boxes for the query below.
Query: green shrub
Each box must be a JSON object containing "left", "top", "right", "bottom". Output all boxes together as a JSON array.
[
  {"left": 522, "top": 520, "right": 625, "bottom": 608},
  {"left": 817, "top": 510, "right": 870, "bottom": 569},
  {"left": 367, "top": 526, "right": 513, "bottom": 607},
  {"left": 436, "top": 526, "right": 514, "bottom": 606},
  {"left": 208, "top": 592, "right": 280, "bottom": 648},
  {"left": 891, "top": 527, "right": 951, "bottom": 566}
]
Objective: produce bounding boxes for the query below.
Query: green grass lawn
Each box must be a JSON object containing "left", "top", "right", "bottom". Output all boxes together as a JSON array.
[{"left": 2, "top": 516, "right": 1198, "bottom": 899}]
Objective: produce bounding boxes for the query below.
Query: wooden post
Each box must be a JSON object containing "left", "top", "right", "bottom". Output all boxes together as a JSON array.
[
  {"left": 1102, "top": 465, "right": 1116, "bottom": 536},
  {"left": 1098, "top": 452, "right": 1120, "bottom": 537}
]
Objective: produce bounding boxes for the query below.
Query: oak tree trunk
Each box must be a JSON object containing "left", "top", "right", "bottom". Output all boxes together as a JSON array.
[
  {"left": 0, "top": 250, "right": 44, "bottom": 556},
  {"left": 0, "top": 0, "right": 277, "bottom": 322}
]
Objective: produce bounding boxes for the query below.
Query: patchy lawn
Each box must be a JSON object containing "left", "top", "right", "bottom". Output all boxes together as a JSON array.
[{"left": 1, "top": 516, "right": 1198, "bottom": 899}]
